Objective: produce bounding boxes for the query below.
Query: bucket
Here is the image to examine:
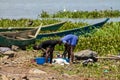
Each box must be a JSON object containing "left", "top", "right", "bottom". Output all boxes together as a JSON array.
[{"left": 35, "top": 57, "right": 50, "bottom": 65}]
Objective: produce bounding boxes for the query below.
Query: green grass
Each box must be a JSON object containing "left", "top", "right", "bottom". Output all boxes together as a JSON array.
[
  {"left": 50, "top": 60, "right": 120, "bottom": 80},
  {"left": 40, "top": 10, "right": 120, "bottom": 18},
  {"left": 0, "top": 18, "right": 60, "bottom": 27},
  {"left": 76, "top": 22, "right": 120, "bottom": 56}
]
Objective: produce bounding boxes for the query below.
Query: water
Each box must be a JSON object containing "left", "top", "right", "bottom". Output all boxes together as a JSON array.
[{"left": 0, "top": 0, "right": 120, "bottom": 19}]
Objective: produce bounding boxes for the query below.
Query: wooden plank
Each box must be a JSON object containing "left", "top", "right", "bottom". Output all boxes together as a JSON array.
[
  {"left": 16, "top": 37, "right": 26, "bottom": 40},
  {"left": 28, "top": 35, "right": 34, "bottom": 38}
]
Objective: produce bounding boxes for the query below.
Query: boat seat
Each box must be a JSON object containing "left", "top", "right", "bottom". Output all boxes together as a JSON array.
[
  {"left": 28, "top": 35, "right": 35, "bottom": 38},
  {"left": 16, "top": 37, "right": 26, "bottom": 40}
]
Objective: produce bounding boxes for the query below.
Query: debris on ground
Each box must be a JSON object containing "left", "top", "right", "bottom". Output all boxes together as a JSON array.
[
  {"left": 82, "top": 59, "right": 94, "bottom": 66},
  {"left": 74, "top": 49, "right": 98, "bottom": 62},
  {"left": 29, "top": 68, "right": 47, "bottom": 74},
  {"left": 0, "top": 47, "right": 11, "bottom": 53}
]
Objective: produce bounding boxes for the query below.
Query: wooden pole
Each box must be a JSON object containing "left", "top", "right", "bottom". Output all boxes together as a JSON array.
[
  {"left": 34, "top": 23, "right": 42, "bottom": 38},
  {"left": 96, "top": 56, "right": 120, "bottom": 60}
]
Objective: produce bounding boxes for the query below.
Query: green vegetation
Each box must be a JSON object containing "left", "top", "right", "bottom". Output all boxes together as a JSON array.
[
  {"left": 0, "top": 19, "right": 120, "bottom": 79},
  {"left": 35, "top": 22, "right": 120, "bottom": 56},
  {"left": 77, "top": 23, "right": 120, "bottom": 56},
  {"left": 50, "top": 60, "right": 119, "bottom": 80},
  {"left": 35, "top": 21, "right": 120, "bottom": 80},
  {"left": 0, "top": 18, "right": 60, "bottom": 27},
  {"left": 0, "top": 18, "right": 88, "bottom": 33},
  {"left": 40, "top": 10, "right": 120, "bottom": 18},
  {"left": 0, "top": 19, "right": 119, "bottom": 55}
]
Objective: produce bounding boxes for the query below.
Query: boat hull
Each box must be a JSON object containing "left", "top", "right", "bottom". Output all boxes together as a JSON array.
[
  {"left": 37, "top": 18, "right": 109, "bottom": 39},
  {"left": 0, "top": 26, "right": 42, "bottom": 49},
  {"left": 0, "top": 36, "right": 35, "bottom": 49},
  {"left": 0, "top": 21, "right": 66, "bottom": 32}
]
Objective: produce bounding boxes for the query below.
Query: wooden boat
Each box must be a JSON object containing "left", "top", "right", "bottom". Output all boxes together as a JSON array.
[
  {"left": 37, "top": 18, "right": 109, "bottom": 39},
  {"left": 0, "top": 24, "right": 42, "bottom": 49},
  {"left": 0, "top": 21, "right": 66, "bottom": 32}
]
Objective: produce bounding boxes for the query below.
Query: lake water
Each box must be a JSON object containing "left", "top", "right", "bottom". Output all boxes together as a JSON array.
[{"left": 0, "top": 0, "right": 120, "bottom": 19}]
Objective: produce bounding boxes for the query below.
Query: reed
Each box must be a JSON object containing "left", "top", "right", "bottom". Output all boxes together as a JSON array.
[{"left": 40, "top": 10, "right": 120, "bottom": 18}]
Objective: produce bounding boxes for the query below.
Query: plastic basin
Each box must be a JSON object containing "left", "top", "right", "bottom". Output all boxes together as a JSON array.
[{"left": 35, "top": 57, "right": 50, "bottom": 65}]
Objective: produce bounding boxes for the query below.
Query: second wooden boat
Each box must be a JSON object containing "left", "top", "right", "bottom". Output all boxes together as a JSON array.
[
  {"left": 37, "top": 18, "right": 110, "bottom": 39},
  {"left": 0, "top": 21, "right": 66, "bottom": 32}
]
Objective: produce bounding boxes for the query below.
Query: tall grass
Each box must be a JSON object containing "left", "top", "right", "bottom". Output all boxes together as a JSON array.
[
  {"left": 76, "top": 22, "right": 120, "bottom": 56},
  {"left": 40, "top": 10, "right": 120, "bottom": 18},
  {"left": 0, "top": 18, "right": 60, "bottom": 27}
]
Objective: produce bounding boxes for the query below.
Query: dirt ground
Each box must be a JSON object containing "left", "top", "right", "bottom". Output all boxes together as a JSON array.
[{"left": 0, "top": 50, "right": 107, "bottom": 80}]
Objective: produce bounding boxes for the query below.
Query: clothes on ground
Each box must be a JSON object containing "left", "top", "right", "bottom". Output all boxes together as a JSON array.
[
  {"left": 52, "top": 58, "right": 69, "bottom": 65},
  {"left": 82, "top": 59, "right": 94, "bottom": 66},
  {"left": 61, "top": 34, "right": 78, "bottom": 46}
]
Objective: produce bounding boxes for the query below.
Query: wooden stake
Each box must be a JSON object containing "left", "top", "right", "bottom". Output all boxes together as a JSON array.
[
  {"left": 34, "top": 23, "right": 42, "bottom": 38},
  {"left": 96, "top": 56, "right": 120, "bottom": 60}
]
